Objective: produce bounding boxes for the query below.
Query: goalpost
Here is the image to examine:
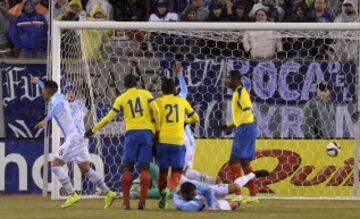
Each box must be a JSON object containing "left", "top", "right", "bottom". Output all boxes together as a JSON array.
[{"left": 51, "top": 21, "right": 360, "bottom": 200}]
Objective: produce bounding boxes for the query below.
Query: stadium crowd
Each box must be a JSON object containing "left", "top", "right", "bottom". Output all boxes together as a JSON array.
[{"left": 0, "top": 0, "right": 358, "bottom": 59}]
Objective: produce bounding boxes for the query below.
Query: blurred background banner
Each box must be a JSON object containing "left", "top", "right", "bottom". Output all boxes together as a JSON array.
[{"left": 1, "top": 62, "right": 46, "bottom": 138}]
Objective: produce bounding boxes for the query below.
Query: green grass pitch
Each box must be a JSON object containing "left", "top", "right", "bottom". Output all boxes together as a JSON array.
[{"left": 1, "top": 195, "right": 360, "bottom": 219}]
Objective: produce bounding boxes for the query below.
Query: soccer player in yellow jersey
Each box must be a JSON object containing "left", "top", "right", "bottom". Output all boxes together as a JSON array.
[
  {"left": 155, "top": 78, "right": 200, "bottom": 209},
  {"left": 85, "top": 74, "right": 160, "bottom": 210},
  {"left": 219, "top": 70, "right": 258, "bottom": 203}
]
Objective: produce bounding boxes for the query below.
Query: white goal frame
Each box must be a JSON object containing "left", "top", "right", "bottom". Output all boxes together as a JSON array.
[{"left": 51, "top": 21, "right": 360, "bottom": 200}]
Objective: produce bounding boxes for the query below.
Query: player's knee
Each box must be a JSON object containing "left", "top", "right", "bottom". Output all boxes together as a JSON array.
[
  {"left": 51, "top": 166, "right": 61, "bottom": 174},
  {"left": 137, "top": 163, "right": 149, "bottom": 172},
  {"left": 122, "top": 163, "right": 134, "bottom": 172},
  {"left": 240, "top": 159, "right": 250, "bottom": 167},
  {"left": 229, "top": 156, "right": 241, "bottom": 165},
  {"left": 172, "top": 168, "right": 183, "bottom": 173}
]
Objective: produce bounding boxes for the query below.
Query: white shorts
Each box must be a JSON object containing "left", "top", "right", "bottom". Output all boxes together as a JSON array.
[
  {"left": 214, "top": 199, "right": 232, "bottom": 211},
  {"left": 55, "top": 135, "right": 90, "bottom": 163},
  {"left": 210, "top": 184, "right": 229, "bottom": 199}
]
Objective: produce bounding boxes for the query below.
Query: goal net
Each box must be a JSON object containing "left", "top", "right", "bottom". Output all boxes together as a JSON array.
[{"left": 51, "top": 22, "right": 360, "bottom": 199}]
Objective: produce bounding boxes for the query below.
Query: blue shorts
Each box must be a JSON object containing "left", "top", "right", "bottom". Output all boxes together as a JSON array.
[
  {"left": 157, "top": 144, "right": 186, "bottom": 169},
  {"left": 123, "top": 130, "right": 153, "bottom": 164},
  {"left": 231, "top": 123, "right": 257, "bottom": 160}
]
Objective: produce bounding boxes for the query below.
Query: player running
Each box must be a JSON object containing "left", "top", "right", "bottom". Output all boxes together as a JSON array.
[
  {"left": 173, "top": 169, "right": 269, "bottom": 211},
  {"left": 85, "top": 74, "right": 160, "bottom": 210},
  {"left": 155, "top": 78, "right": 200, "bottom": 209},
  {"left": 33, "top": 79, "right": 116, "bottom": 209},
  {"left": 218, "top": 70, "right": 259, "bottom": 203}
]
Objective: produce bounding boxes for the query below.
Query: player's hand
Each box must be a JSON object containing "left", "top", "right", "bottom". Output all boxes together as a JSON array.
[
  {"left": 84, "top": 129, "right": 94, "bottom": 138},
  {"left": 199, "top": 196, "right": 206, "bottom": 205},
  {"left": 173, "top": 61, "right": 183, "bottom": 76},
  {"left": 29, "top": 73, "right": 39, "bottom": 84},
  {"left": 352, "top": 111, "right": 360, "bottom": 122},
  {"left": 35, "top": 120, "right": 47, "bottom": 129}
]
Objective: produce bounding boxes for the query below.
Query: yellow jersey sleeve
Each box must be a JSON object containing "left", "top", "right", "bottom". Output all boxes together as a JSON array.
[{"left": 92, "top": 95, "right": 122, "bottom": 133}]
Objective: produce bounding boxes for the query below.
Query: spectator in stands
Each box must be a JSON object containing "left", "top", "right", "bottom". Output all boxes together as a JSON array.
[
  {"left": 242, "top": 8, "right": 283, "bottom": 59},
  {"left": 181, "top": 6, "right": 199, "bottom": 21},
  {"left": 330, "top": 0, "right": 359, "bottom": 61},
  {"left": 0, "top": 0, "right": 13, "bottom": 57},
  {"left": 310, "top": 0, "right": 334, "bottom": 22},
  {"left": 51, "top": 0, "right": 68, "bottom": 20},
  {"left": 285, "top": 0, "right": 309, "bottom": 18},
  {"left": 181, "top": 0, "right": 209, "bottom": 21},
  {"left": 230, "top": 1, "right": 249, "bottom": 22},
  {"left": 8, "top": 0, "right": 47, "bottom": 58},
  {"left": 8, "top": 0, "right": 47, "bottom": 17},
  {"left": 109, "top": 0, "right": 147, "bottom": 21},
  {"left": 286, "top": 4, "right": 315, "bottom": 22},
  {"left": 58, "top": 0, "right": 83, "bottom": 21},
  {"left": 85, "top": 0, "right": 113, "bottom": 20},
  {"left": 83, "top": 4, "right": 112, "bottom": 59},
  {"left": 149, "top": 0, "right": 179, "bottom": 22},
  {"left": 207, "top": 0, "right": 230, "bottom": 21},
  {"left": 302, "top": 81, "right": 336, "bottom": 139}
]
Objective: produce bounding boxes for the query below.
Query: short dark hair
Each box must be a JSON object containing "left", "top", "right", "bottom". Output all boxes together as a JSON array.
[
  {"left": 161, "top": 78, "right": 176, "bottom": 94},
  {"left": 124, "top": 74, "right": 138, "bottom": 88},
  {"left": 228, "top": 70, "right": 242, "bottom": 81},
  {"left": 44, "top": 80, "right": 58, "bottom": 94},
  {"left": 180, "top": 182, "right": 196, "bottom": 199},
  {"left": 318, "top": 81, "right": 331, "bottom": 92}
]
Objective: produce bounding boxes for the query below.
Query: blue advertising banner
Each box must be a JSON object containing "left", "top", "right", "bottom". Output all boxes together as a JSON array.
[{"left": 1, "top": 63, "right": 46, "bottom": 138}]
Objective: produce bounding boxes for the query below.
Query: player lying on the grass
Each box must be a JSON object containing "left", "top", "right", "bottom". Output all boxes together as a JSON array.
[
  {"left": 173, "top": 170, "right": 269, "bottom": 211},
  {"left": 130, "top": 163, "right": 220, "bottom": 199},
  {"left": 32, "top": 78, "right": 116, "bottom": 209},
  {"left": 155, "top": 78, "right": 200, "bottom": 209},
  {"left": 85, "top": 74, "right": 160, "bottom": 210}
]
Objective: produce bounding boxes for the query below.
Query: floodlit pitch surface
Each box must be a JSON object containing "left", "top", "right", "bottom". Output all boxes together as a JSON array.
[{"left": 1, "top": 195, "right": 360, "bottom": 219}]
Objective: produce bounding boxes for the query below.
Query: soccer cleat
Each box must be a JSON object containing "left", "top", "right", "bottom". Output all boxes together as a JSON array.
[
  {"left": 61, "top": 193, "right": 80, "bottom": 208},
  {"left": 158, "top": 188, "right": 170, "bottom": 209},
  {"left": 230, "top": 195, "right": 244, "bottom": 203},
  {"left": 241, "top": 196, "right": 260, "bottom": 204},
  {"left": 137, "top": 203, "right": 145, "bottom": 210},
  {"left": 123, "top": 204, "right": 131, "bottom": 210},
  {"left": 104, "top": 191, "right": 117, "bottom": 209},
  {"left": 254, "top": 170, "right": 269, "bottom": 178}
]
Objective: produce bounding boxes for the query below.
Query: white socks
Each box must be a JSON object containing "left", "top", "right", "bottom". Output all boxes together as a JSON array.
[
  {"left": 85, "top": 169, "right": 109, "bottom": 193},
  {"left": 52, "top": 166, "right": 75, "bottom": 194},
  {"left": 234, "top": 173, "right": 256, "bottom": 188},
  {"left": 184, "top": 169, "right": 217, "bottom": 185}
]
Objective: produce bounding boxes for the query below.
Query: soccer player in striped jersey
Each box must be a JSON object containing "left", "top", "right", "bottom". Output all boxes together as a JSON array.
[
  {"left": 33, "top": 79, "right": 116, "bottom": 209},
  {"left": 85, "top": 74, "right": 160, "bottom": 210},
  {"left": 219, "top": 70, "right": 259, "bottom": 203},
  {"left": 174, "top": 63, "right": 220, "bottom": 185},
  {"left": 155, "top": 78, "right": 200, "bottom": 209}
]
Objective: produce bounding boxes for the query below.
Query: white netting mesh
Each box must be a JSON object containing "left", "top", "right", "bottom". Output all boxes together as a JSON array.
[{"left": 55, "top": 25, "right": 359, "bottom": 198}]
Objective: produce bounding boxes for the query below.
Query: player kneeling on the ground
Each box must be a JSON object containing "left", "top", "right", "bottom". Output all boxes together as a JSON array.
[
  {"left": 34, "top": 79, "right": 116, "bottom": 209},
  {"left": 173, "top": 170, "right": 269, "bottom": 211}
]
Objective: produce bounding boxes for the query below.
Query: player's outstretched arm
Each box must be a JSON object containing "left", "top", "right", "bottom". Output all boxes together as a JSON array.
[
  {"left": 29, "top": 74, "right": 44, "bottom": 89},
  {"left": 35, "top": 102, "right": 64, "bottom": 129},
  {"left": 85, "top": 109, "right": 118, "bottom": 137},
  {"left": 175, "top": 62, "right": 188, "bottom": 98}
]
